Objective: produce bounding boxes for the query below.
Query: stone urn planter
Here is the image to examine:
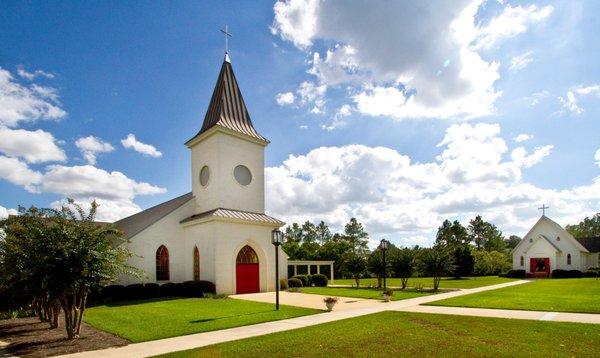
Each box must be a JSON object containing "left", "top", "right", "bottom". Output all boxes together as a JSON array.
[{"left": 323, "top": 297, "right": 339, "bottom": 311}]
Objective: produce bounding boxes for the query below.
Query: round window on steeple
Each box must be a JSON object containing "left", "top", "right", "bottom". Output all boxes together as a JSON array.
[
  {"left": 234, "top": 165, "right": 252, "bottom": 186},
  {"left": 199, "top": 166, "right": 210, "bottom": 187}
]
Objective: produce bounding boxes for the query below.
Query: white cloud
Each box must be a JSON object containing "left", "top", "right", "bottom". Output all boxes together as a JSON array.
[
  {"left": 0, "top": 156, "right": 43, "bottom": 192},
  {"left": 0, "top": 67, "right": 66, "bottom": 127},
  {"left": 17, "top": 66, "right": 55, "bottom": 80},
  {"left": 0, "top": 127, "right": 66, "bottom": 163},
  {"left": 321, "top": 104, "right": 352, "bottom": 131},
  {"left": 528, "top": 90, "right": 549, "bottom": 106},
  {"left": 121, "top": 134, "right": 162, "bottom": 158},
  {"left": 575, "top": 85, "right": 600, "bottom": 95},
  {"left": 75, "top": 136, "right": 115, "bottom": 165},
  {"left": 276, "top": 91, "right": 295, "bottom": 106},
  {"left": 0, "top": 205, "right": 17, "bottom": 219},
  {"left": 558, "top": 91, "right": 583, "bottom": 115},
  {"left": 296, "top": 81, "right": 327, "bottom": 113},
  {"left": 473, "top": 4, "right": 553, "bottom": 50},
  {"left": 265, "top": 122, "right": 583, "bottom": 246},
  {"left": 595, "top": 149, "right": 600, "bottom": 168},
  {"left": 514, "top": 134, "right": 532, "bottom": 142},
  {"left": 509, "top": 51, "right": 534, "bottom": 71},
  {"left": 272, "top": 1, "right": 552, "bottom": 120}
]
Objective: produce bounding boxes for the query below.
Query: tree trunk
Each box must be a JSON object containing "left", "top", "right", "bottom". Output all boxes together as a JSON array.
[
  {"left": 377, "top": 277, "right": 382, "bottom": 288},
  {"left": 61, "top": 285, "right": 89, "bottom": 339},
  {"left": 401, "top": 277, "right": 408, "bottom": 289},
  {"left": 354, "top": 276, "right": 360, "bottom": 288}
]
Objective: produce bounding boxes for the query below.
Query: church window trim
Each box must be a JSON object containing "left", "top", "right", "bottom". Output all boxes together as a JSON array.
[
  {"left": 567, "top": 253, "right": 571, "bottom": 265},
  {"left": 236, "top": 245, "right": 259, "bottom": 264},
  {"left": 199, "top": 165, "right": 210, "bottom": 187},
  {"left": 520, "top": 256, "right": 524, "bottom": 266},
  {"left": 194, "top": 246, "right": 200, "bottom": 281},
  {"left": 233, "top": 164, "right": 252, "bottom": 186},
  {"left": 156, "top": 245, "right": 170, "bottom": 281}
]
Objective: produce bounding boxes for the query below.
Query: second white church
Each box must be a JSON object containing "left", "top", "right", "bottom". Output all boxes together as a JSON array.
[{"left": 115, "top": 54, "right": 287, "bottom": 294}]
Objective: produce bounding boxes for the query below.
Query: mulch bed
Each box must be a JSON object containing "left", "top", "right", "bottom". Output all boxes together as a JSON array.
[{"left": 0, "top": 316, "right": 128, "bottom": 357}]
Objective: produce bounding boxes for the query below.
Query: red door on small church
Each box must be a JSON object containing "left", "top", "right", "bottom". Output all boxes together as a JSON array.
[
  {"left": 236, "top": 245, "right": 259, "bottom": 294},
  {"left": 530, "top": 257, "right": 550, "bottom": 274}
]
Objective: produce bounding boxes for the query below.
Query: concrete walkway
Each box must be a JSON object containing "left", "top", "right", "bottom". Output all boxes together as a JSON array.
[
  {"left": 231, "top": 290, "right": 383, "bottom": 310},
  {"left": 58, "top": 279, "right": 600, "bottom": 358}
]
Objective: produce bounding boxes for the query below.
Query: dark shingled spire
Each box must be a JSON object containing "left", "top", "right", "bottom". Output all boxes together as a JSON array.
[{"left": 186, "top": 56, "right": 267, "bottom": 145}]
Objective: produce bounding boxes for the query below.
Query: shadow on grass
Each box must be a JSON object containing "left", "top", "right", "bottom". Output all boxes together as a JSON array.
[
  {"left": 102, "top": 296, "right": 186, "bottom": 307},
  {"left": 188, "top": 310, "right": 280, "bottom": 324}
]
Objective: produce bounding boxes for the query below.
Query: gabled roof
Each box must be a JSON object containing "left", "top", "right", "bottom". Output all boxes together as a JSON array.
[
  {"left": 180, "top": 207, "right": 283, "bottom": 226},
  {"left": 576, "top": 236, "right": 600, "bottom": 253},
  {"left": 537, "top": 234, "right": 562, "bottom": 252},
  {"left": 185, "top": 56, "right": 267, "bottom": 145},
  {"left": 114, "top": 192, "right": 193, "bottom": 239},
  {"left": 512, "top": 215, "right": 590, "bottom": 254}
]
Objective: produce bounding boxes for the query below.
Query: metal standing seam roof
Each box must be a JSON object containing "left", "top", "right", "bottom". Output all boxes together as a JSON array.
[
  {"left": 186, "top": 57, "right": 267, "bottom": 144},
  {"left": 114, "top": 192, "right": 194, "bottom": 239},
  {"left": 180, "top": 208, "right": 284, "bottom": 225}
]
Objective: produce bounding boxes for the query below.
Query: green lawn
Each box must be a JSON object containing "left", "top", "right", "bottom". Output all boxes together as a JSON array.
[
  {"left": 156, "top": 311, "right": 600, "bottom": 358},
  {"left": 300, "top": 286, "right": 436, "bottom": 301},
  {"left": 429, "top": 278, "right": 600, "bottom": 314},
  {"left": 84, "top": 297, "right": 320, "bottom": 342},
  {"left": 332, "top": 275, "right": 516, "bottom": 289}
]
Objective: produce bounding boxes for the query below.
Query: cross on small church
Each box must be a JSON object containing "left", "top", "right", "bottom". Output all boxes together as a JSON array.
[
  {"left": 220, "top": 25, "right": 232, "bottom": 54},
  {"left": 538, "top": 204, "right": 549, "bottom": 215}
]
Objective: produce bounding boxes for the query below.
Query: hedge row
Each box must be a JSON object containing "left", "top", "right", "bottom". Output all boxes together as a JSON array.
[
  {"left": 500, "top": 269, "right": 526, "bottom": 278},
  {"left": 288, "top": 274, "right": 328, "bottom": 287},
  {"left": 91, "top": 280, "right": 216, "bottom": 304},
  {"left": 500, "top": 269, "right": 599, "bottom": 279}
]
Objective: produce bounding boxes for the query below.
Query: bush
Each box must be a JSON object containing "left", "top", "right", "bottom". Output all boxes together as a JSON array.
[
  {"left": 551, "top": 269, "right": 583, "bottom": 278},
  {"left": 181, "top": 280, "right": 216, "bottom": 297},
  {"left": 583, "top": 270, "right": 598, "bottom": 277},
  {"left": 101, "top": 284, "right": 126, "bottom": 302},
  {"left": 279, "top": 278, "right": 288, "bottom": 291},
  {"left": 291, "top": 275, "right": 311, "bottom": 287},
  {"left": 160, "top": 282, "right": 183, "bottom": 297},
  {"left": 288, "top": 277, "right": 303, "bottom": 288},
  {"left": 312, "top": 274, "right": 328, "bottom": 287},
  {"left": 143, "top": 283, "right": 161, "bottom": 298},
  {"left": 124, "top": 284, "right": 145, "bottom": 300},
  {"left": 504, "top": 269, "right": 526, "bottom": 278}
]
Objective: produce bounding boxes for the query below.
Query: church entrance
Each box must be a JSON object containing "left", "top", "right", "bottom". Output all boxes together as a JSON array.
[
  {"left": 236, "top": 245, "right": 259, "bottom": 294},
  {"left": 530, "top": 257, "right": 550, "bottom": 274}
]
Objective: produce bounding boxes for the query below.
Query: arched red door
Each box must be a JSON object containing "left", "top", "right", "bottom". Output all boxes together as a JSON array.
[{"left": 236, "top": 245, "right": 259, "bottom": 294}]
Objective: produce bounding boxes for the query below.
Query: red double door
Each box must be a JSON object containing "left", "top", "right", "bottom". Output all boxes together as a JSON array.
[
  {"left": 530, "top": 258, "right": 550, "bottom": 273},
  {"left": 236, "top": 263, "right": 259, "bottom": 294}
]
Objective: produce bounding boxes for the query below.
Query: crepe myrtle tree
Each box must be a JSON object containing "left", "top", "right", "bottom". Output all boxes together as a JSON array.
[
  {"left": 0, "top": 200, "right": 141, "bottom": 339},
  {"left": 417, "top": 247, "right": 455, "bottom": 291}
]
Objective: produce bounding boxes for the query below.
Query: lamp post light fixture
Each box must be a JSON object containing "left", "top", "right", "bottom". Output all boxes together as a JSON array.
[
  {"left": 271, "top": 228, "right": 284, "bottom": 311},
  {"left": 379, "top": 239, "right": 390, "bottom": 290}
]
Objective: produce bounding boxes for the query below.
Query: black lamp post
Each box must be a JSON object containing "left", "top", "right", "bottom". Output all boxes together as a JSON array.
[
  {"left": 271, "top": 228, "right": 284, "bottom": 310},
  {"left": 380, "top": 239, "right": 390, "bottom": 290}
]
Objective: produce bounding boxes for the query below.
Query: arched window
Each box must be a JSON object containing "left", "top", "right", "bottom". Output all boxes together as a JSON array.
[
  {"left": 193, "top": 246, "right": 200, "bottom": 281},
  {"left": 567, "top": 253, "right": 571, "bottom": 265},
  {"left": 236, "top": 245, "right": 258, "bottom": 264},
  {"left": 156, "top": 245, "right": 170, "bottom": 281},
  {"left": 520, "top": 256, "right": 524, "bottom": 266}
]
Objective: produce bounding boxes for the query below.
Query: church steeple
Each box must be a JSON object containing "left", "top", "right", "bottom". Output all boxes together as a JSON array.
[{"left": 186, "top": 57, "right": 267, "bottom": 146}]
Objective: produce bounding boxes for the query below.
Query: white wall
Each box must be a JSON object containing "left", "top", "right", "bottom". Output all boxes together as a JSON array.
[{"left": 190, "top": 131, "right": 266, "bottom": 214}]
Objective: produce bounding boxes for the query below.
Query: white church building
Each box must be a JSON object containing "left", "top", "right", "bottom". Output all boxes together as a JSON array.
[
  {"left": 512, "top": 215, "right": 599, "bottom": 275},
  {"left": 114, "top": 54, "right": 287, "bottom": 294}
]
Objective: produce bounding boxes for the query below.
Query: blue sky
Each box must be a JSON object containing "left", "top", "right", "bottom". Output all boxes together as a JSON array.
[{"left": 1, "top": 0, "right": 599, "bottom": 247}]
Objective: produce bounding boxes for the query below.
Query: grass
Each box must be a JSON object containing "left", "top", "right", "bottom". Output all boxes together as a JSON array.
[
  {"left": 332, "top": 275, "right": 517, "bottom": 289},
  {"left": 300, "top": 286, "right": 437, "bottom": 301},
  {"left": 155, "top": 311, "right": 600, "bottom": 358},
  {"left": 429, "top": 278, "right": 600, "bottom": 314},
  {"left": 84, "top": 297, "right": 320, "bottom": 342}
]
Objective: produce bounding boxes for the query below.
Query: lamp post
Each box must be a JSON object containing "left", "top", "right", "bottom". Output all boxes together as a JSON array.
[
  {"left": 379, "top": 239, "right": 390, "bottom": 290},
  {"left": 271, "top": 228, "right": 284, "bottom": 310}
]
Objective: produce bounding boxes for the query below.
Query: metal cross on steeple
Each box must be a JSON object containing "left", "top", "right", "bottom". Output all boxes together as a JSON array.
[
  {"left": 220, "top": 25, "right": 232, "bottom": 54},
  {"left": 538, "top": 204, "right": 549, "bottom": 215}
]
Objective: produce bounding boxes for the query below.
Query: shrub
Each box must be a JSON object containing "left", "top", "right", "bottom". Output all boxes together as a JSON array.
[
  {"left": 279, "top": 278, "right": 288, "bottom": 291},
  {"left": 181, "top": 280, "right": 216, "bottom": 297},
  {"left": 101, "top": 285, "right": 126, "bottom": 302},
  {"left": 291, "top": 275, "right": 310, "bottom": 287},
  {"left": 312, "top": 274, "right": 328, "bottom": 287},
  {"left": 288, "top": 277, "right": 303, "bottom": 288},
  {"left": 124, "top": 284, "right": 145, "bottom": 300},
  {"left": 142, "top": 283, "right": 161, "bottom": 298},
  {"left": 504, "top": 269, "right": 526, "bottom": 278},
  {"left": 551, "top": 269, "right": 583, "bottom": 278},
  {"left": 583, "top": 270, "right": 598, "bottom": 277},
  {"left": 160, "top": 282, "right": 183, "bottom": 297}
]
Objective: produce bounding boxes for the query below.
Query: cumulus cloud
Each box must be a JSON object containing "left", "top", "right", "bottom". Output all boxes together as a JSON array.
[
  {"left": 75, "top": 136, "right": 115, "bottom": 165},
  {"left": 0, "top": 205, "right": 17, "bottom": 219},
  {"left": 271, "top": 1, "right": 552, "bottom": 121},
  {"left": 509, "top": 51, "right": 534, "bottom": 71},
  {"left": 321, "top": 104, "right": 352, "bottom": 131},
  {"left": 296, "top": 81, "right": 327, "bottom": 114},
  {"left": 276, "top": 91, "right": 295, "bottom": 106},
  {"left": 0, "top": 127, "right": 66, "bottom": 163},
  {"left": 574, "top": 84, "right": 600, "bottom": 95},
  {"left": 121, "top": 134, "right": 162, "bottom": 158},
  {"left": 514, "top": 134, "right": 532, "bottom": 142},
  {"left": 0, "top": 67, "right": 66, "bottom": 127},
  {"left": 0, "top": 156, "right": 43, "bottom": 192},
  {"left": 264, "top": 122, "right": 588, "bottom": 246}
]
